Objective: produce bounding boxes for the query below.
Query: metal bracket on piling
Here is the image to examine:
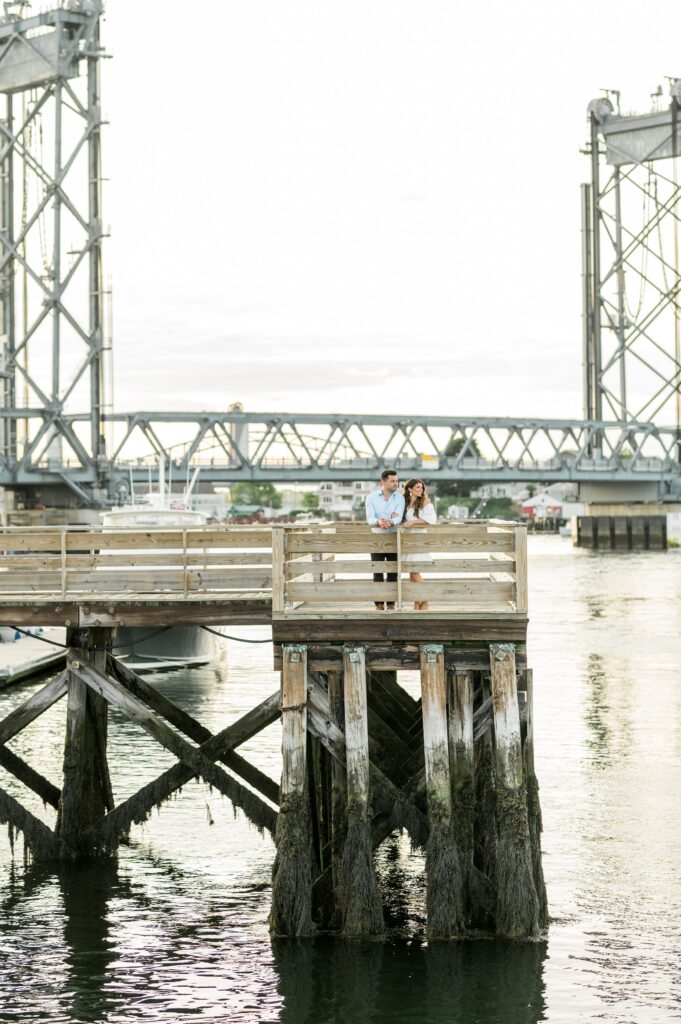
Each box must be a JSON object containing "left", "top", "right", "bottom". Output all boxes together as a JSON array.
[
  {"left": 491, "top": 642, "right": 516, "bottom": 661},
  {"left": 283, "top": 643, "right": 307, "bottom": 663},
  {"left": 342, "top": 645, "right": 366, "bottom": 664},
  {"left": 421, "top": 643, "right": 444, "bottom": 663}
]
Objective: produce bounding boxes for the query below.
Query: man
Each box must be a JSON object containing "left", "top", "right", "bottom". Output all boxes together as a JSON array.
[{"left": 365, "top": 469, "right": 405, "bottom": 610}]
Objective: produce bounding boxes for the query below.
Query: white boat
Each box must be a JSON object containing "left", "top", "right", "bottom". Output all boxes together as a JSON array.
[{"left": 101, "top": 460, "right": 223, "bottom": 671}]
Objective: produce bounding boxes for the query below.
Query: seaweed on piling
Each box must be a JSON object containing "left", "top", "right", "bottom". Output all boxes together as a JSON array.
[
  {"left": 425, "top": 819, "right": 465, "bottom": 939},
  {"left": 525, "top": 770, "right": 549, "bottom": 929},
  {"left": 494, "top": 784, "right": 540, "bottom": 939},
  {"left": 340, "top": 805, "right": 383, "bottom": 938},
  {"left": 270, "top": 792, "right": 315, "bottom": 937}
]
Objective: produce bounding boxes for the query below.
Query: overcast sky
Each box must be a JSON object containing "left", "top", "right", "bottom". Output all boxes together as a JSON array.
[{"left": 103, "top": 0, "right": 680, "bottom": 422}]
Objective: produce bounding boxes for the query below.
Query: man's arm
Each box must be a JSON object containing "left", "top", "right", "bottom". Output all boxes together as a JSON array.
[{"left": 365, "top": 493, "right": 379, "bottom": 526}]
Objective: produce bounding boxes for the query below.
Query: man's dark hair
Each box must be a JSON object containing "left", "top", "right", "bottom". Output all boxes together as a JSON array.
[{"left": 380, "top": 469, "right": 398, "bottom": 482}]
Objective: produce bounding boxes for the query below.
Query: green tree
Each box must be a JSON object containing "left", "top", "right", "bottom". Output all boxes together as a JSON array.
[
  {"left": 301, "top": 492, "right": 319, "bottom": 510},
  {"left": 231, "top": 482, "right": 282, "bottom": 509},
  {"left": 438, "top": 436, "right": 481, "bottom": 497}
]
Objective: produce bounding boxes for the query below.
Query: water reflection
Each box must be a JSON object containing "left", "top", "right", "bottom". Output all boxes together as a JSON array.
[
  {"left": 272, "top": 936, "right": 547, "bottom": 1024},
  {"left": 59, "top": 861, "right": 122, "bottom": 1024}
]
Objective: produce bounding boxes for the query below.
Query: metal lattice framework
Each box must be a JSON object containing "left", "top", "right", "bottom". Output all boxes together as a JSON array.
[
  {"left": 0, "top": 2, "right": 108, "bottom": 502},
  {"left": 83, "top": 411, "right": 681, "bottom": 495},
  {"left": 584, "top": 87, "right": 681, "bottom": 428}
]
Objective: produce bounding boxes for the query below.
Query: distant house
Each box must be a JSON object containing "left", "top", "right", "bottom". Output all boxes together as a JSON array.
[{"left": 520, "top": 493, "right": 563, "bottom": 520}]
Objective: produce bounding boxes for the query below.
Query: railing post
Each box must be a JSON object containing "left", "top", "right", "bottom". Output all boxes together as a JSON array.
[
  {"left": 396, "top": 526, "right": 403, "bottom": 610},
  {"left": 514, "top": 525, "right": 528, "bottom": 613},
  {"left": 60, "top": 527, "right": 67, "bottom": 598},
  {"left": 272, "top": 525, "right": 286, "bottom": 613}
]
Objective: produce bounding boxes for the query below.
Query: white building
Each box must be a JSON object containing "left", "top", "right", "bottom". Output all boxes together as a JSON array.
[{"left": 318, "top": 480, "right": 375, "bottom": 519}]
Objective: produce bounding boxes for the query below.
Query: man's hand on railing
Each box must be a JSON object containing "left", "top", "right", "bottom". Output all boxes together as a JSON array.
[{"left": 376, "top": 518, "right": 393, "bottom": 529}]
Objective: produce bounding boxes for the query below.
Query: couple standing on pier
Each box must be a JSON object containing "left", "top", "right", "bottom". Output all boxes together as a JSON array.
[{"left": 365, "top": 469, "right": 436, "bottom": 611}]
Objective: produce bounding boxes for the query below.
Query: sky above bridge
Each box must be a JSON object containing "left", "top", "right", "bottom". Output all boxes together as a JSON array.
[{"left": 105, "top": 0, "right": 679, "bottom": 423}]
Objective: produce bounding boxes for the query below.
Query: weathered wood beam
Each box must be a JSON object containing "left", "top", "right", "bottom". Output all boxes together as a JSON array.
[
  {"left": 0, "top": 784, "right": 58, "bottom": 859},
  {"left": 0, "top": 745, "right": 60, "bottom": 808},
  {"left": 71, "top": 656, "right": 278, "bottom": 838},
  {"left": 56, "top": 629, "right": 114, "bottom": 858},
  {"left": 86, "top": 691, "right": 281, "bottom": 843},
  {"left": 108, "top": 655, "right": 279, "bottom": 805},
  {"left": 270, "top": 644, "right": 314, "bottom": 937},
  {"left": 0, "top": 671, "right": 68, "bottom": 745}
]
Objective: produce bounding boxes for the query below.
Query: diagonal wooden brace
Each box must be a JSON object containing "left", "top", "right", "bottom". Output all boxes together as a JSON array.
[
  {"left": 108, "top": 654, "right": 279, "bottom": 805},
  {"left": 0, "top": 671, "right": 68, "bottom": 745},
  {"left": 69, "top": 654, "right": 278, "bottom": 838}
]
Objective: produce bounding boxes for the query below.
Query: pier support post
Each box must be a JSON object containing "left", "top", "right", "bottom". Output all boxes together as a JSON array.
[
  {"left": 420, "top": 645, "right": 465, "bottom": 938},
  {"left": 524, "top": 668, "right": 549, "bottom": 927},
  {"left": 475, "top": 671, "right": 498, "bottom": 887},
  {"left": 56, "top": 627, "right": 114, "bottom": 859},
  {"left": 490, "top": 643, "right": 540, "bottom": 938},
  {"left": 270, "top": 644, "right": 314, "bottom": 936},
  {"left": 448, "top": 670, "right": 483, "bottom": 921},
  {"left": 340, "top": 645, "right": 383, "bottom": 937},
  {"left": 327, "top": 670, "right": 347, "bottom": 926}
]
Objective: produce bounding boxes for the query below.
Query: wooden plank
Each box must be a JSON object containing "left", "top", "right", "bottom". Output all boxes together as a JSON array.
[
  {"left": 448, "top": 671, "right": 474, "bottom": 788},
  {"left": 272, "top": 527, "right": 286, "bottom": 614},
  {"left": 285, "top": 556, "right": 514, "bottom": 576},
  {"left": 280, "top": 645, "right": 307, "bottom": 796},
  {"left": 342, "top": 646, "right": 370, "bottom": 815},
  {"left": 287, "top": 534, "right": 397, "bottom": 554},
  {"left": 401, "top": 533, "right": 514, "bottom": 553},
  {"left": 402, "top": 580, "right": 514, "bottom": 602},
  {"left": 419, "top": 645, "right": 452, "bottom": 824},
  {"left": 489, "top": 643, "right": 522, "bottom": 788},
  {"left": 273, "top": 617, "right": 527, "bottom": 644},
  {"left": 287, "top": 580, "right": 399, "bottom": 602},
  {"left": 514, "top": 526, "right": 528, "bottom": 613},
  {"left": 0, "top": 671, "right": 68, "bottom": 744},
  {"left": 0, "top": 744, "right": 61, "bottom": 808}
]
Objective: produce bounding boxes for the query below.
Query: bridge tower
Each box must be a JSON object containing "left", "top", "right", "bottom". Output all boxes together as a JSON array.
[
  {"left": 0, "top": 0, "right": 109, "bottom": 513},
  {"left": 583, "top": 84, "right": 681, "bottom": 432}
]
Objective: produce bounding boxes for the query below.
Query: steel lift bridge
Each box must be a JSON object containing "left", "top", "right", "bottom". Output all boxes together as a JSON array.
[{"left": 0, "top": 3, "right": 680, "bottom": 508}]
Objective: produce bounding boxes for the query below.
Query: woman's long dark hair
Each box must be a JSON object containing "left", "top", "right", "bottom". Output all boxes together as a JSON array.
[{"left": 402, "top": 478, "right": 429, "bottom": 515}]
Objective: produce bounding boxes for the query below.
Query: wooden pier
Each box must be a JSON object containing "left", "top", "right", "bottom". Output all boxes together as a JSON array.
[{"left": 0, "top": 521, "right": 547, "bottom": 939}]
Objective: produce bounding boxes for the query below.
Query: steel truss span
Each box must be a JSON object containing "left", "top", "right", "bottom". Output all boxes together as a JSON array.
[{"left": 0, "top": 410, "right": 678, "bottom": 497}]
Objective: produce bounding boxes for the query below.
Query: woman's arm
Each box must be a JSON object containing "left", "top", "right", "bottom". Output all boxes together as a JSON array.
[{"left": 407, "top": 503, "right": 437, "bottom": 527}]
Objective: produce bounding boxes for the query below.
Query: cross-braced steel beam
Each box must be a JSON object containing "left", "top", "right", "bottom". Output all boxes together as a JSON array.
[
  {"left": 584, "top": 88, "right": 681, "bottom": 432},
  {"left": 0, "top": 2, "right": 109, "bottom": 501}
]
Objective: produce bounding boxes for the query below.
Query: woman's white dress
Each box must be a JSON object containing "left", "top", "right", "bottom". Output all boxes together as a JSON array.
[{"left": 402, "top": 502, "right": 437, "bottom": 564}]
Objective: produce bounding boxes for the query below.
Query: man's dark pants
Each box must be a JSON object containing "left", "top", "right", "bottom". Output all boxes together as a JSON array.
[{"left": 371, "top": 551, "right": 397, "bottom": 609}]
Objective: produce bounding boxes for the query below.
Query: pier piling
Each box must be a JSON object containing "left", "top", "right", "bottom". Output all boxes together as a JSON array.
[
  {"left": 340, "top": 645, "right": 384, "bottom": 937},
  {"left": 490, "top": 643, "right": 540, "bottom": 939},
  {"left": 270, "top": 644, "right": 314, "bottom": 937}
]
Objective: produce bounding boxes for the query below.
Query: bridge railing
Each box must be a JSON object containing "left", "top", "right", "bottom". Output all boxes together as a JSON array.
[
  {"left": 0, "top": 526, "right": 273, "bottom": 598},
  {"left": 273, "top": 521, "right": 527, "bottom": 616}
]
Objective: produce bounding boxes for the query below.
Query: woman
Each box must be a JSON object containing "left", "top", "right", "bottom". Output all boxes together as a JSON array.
[{"left": 401, "top": 478, "right": 437, "bottom": 610}]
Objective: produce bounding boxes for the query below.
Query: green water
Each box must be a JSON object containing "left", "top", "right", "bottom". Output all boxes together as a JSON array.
[{"left": 1, "top": 536, "right": 680, "bottom": 1023}]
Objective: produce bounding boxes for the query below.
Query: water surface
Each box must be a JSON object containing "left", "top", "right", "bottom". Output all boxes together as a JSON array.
[{"left": 1, "top": 536, "right": 680, "bottom": 1023}]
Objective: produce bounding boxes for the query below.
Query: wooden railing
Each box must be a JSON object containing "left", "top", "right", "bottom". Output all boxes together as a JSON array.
[
  {"left": 273, "top": 521, "right": 527, "bottom": 616},
  {"left": 0, "top": 526, "right": 273, "bottom": 598},
  {"left": 0, "top": 521, "right": 527, "bottom": 616}
]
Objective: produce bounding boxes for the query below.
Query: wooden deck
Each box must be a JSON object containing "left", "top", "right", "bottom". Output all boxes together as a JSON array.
[{"left": 0, "top": 520, "right": 528, "bottom": 642}]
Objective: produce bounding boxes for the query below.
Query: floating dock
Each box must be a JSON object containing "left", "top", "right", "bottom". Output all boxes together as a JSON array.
[{"left": 0, "top": 522, "right": 547, "bottom": 940}]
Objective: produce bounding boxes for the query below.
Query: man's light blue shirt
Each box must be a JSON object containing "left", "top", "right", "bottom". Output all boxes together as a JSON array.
[{"left": 365, "top": 489, "right": 405, "bottom": 532}]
